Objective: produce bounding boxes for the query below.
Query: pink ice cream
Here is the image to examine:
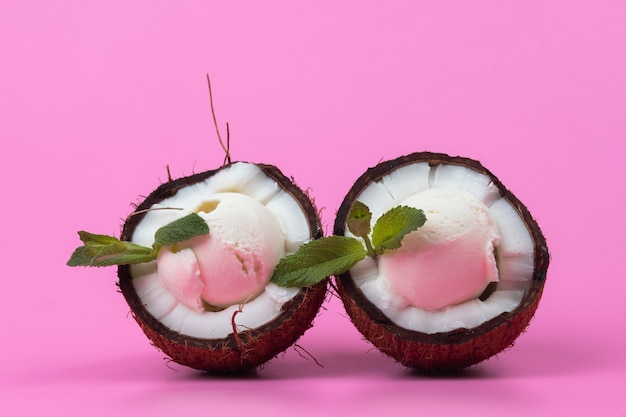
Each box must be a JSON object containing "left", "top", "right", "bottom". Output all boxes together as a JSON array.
[
  {"left": 156, "top": 192, "right": 285, "bottom": 311},
  {"left": 378, "top": 188, "right": 500, "bottom": 311}
]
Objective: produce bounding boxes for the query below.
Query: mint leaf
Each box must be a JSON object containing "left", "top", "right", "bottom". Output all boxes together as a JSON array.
[
  {"left": 347, "top": 201, "right": 372, "bottom": 238},
  {"left": 154, "top": 213, "right": 209, "bottom": 248},
  {"left": 347, "top": 201, "right": 376, "bottom": 256},
  {"left": 67, "top": 231, "right": 154, "bottom": 267},
  {"left": 371, "top": 206, "right": 426, "bottom": 255},
  {"left": 68, "top": 213, "right": 210, "bottom": 267},
  {"left": 271, "top": 236, "right": 367, "bottom": 287}
]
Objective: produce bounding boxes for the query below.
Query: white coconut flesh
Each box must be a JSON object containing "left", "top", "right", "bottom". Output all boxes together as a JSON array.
[
  {"left": 347, "top": 162, "right": 535, "bottom": 334},
  {"left": 128, "top": 162, "right": 311, "bottom": 339}
]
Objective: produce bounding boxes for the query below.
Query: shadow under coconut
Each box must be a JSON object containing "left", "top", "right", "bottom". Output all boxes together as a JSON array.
[
  {"left": 175, "top": 343, "right": 407, "bottom": 381},
  {"left": 255, "top": 331, "right": 613, "bottom": 380},
  {"left": 393, "top": 332, "right": 613, "bottom": 380},
  {"left": 401, "top": 365, "right": 493, "bottom": 380},
  {"left": 28, "top": 327, "right": 611, "bottom": 385},
  {"left": 172, "top": 340, "right": 547, "bottom": 381}
]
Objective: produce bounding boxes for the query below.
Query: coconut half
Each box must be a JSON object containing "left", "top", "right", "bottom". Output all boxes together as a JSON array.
[
  {"left": 118, "top": 161, "right": 327, "bottom": 372},
  {"left": 334, "top": 152, "right": 549, "bottom": 372}
]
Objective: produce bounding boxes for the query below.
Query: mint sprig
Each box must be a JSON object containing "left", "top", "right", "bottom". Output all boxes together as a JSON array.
[
  {"left": 67, "top": 232, "right": 156, "bottom": 267},
  {"left": 153, "top": 213, "right": 210, "bottom": 248},
  {"left": 372, "top": 205, "right": 427, "bottom": 255},
  {"left": 270, "top": 202, "right": 426, "bottom": 287},
  {"left": 346, "top": 201, "right": 375, "bottom": 255},
  {"left": 69, "top": 202, "right": 425, "bottom": 292},
  {"left": 67, "top": 213, "right": 209, "bottom": 267},
  {"left": 270, "top": 236, "right": 367, "bottom": 287}
]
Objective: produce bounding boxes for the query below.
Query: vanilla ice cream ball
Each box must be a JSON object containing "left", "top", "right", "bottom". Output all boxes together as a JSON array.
[
  {"left": 157, "top": 192, "right": 285, "bottom": 310},
  {"left": 379, "top": 188, "right": 500, "bottom": 311}
]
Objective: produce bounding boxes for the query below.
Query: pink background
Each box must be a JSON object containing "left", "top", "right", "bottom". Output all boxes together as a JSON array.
[{"left": 2, "top": 1, "right": 625, "bottom": 415}]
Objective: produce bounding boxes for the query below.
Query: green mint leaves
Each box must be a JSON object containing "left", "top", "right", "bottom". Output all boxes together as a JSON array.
[
  {"left": 67, "top": 232, "right": 157, "bottom": 267},
  {"left": 270, "top": 202, "right": 426, "bottom": 287},
  {"left": 67, "top": 213, "right": 209, "bottom": 267},
  {"left": 346, "top": 201, "right": 375, "bottom": 255},
  {"left": 371, "top": 205, "right": 427, "bottom": 255},
  {"left": 152, "top": 213, "right": 210, "bottom": 248},
  {"left": 69, "top": 201, "right": 425, "bottom": 291},
  {"left": 270, "top": 236, "right": 368, "bottom": 287}
]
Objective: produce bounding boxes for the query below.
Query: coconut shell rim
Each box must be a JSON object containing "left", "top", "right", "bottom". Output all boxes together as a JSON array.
[
  {"left": 333, "top": 151, "right": 550, "bottom": 345},
  {"left": 118, "top": 161, "right": 326, "bottom": 356}
]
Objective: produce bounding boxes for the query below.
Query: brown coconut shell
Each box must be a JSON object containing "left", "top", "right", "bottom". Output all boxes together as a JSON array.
[
  {"left": 334, "top": 152, "right": 549, "bottom": 373},
  {"left": 118, "top": 162, "right": 327, "bottom": 373}
]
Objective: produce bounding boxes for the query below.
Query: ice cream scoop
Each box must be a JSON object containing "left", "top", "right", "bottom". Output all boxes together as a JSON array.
[
  {"left": 157, "top": 192, "right": 286, "bottom": 310},
  {"left": 379, "top": 188, "right": 500, "bottom": 311}
]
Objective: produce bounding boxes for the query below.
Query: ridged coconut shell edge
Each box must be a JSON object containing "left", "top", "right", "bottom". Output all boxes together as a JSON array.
[
  {"left": 118, "top": 162, "right": 327, "bottom": 372},
  {"left": 334, "top": 152, "right": 550, "bottom": 372}
]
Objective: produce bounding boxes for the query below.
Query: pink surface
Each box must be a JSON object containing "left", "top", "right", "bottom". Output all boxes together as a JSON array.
[{"left": 1, "top": 1, "right": 625, "bottom": 415}]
